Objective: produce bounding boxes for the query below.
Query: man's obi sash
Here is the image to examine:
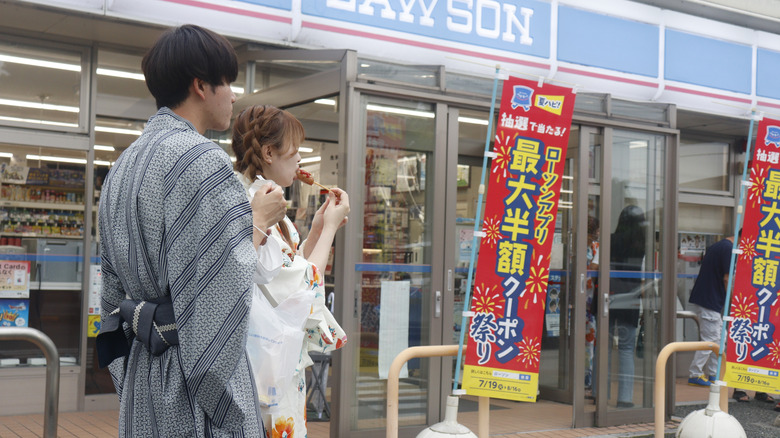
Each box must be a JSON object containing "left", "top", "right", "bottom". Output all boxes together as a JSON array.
[{"left": 96, "top": 296, "right": 178, "bottom": 368}]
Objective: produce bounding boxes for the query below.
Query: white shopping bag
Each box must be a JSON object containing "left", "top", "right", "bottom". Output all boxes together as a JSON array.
[{"left": 246, "top": 285, "right": 313, "bottom": 411}]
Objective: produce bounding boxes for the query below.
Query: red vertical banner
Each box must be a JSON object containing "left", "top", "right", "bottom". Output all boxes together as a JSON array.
[
  {"left": 462, "top": 77, "right": 576, "bottom": 402},
  {"left": 724, "top": 117, "right": 780, "bottom": 395}
]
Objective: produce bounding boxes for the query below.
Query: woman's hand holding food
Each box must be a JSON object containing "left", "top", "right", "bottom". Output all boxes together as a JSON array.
[{"left": 323, "top": 189, "right": 350, "bottom": 230}]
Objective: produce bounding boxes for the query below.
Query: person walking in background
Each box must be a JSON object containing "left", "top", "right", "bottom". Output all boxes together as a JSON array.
[
  {"left": 609, "top": 205, "right": 646, "bottom": 408},
  {"left": 687, "top": 233, "right": 735, "bottom": 387},
  {"left": 686, "top": 231, "right": 775, "bottom": 404},
  {"left": 96, "top": 24, "right": 286, "bottom": 437},
  {"left": 232, "top": 104, "right": 349, "bottom": 437}
]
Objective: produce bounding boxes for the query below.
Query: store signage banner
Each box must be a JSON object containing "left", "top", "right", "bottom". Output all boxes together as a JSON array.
[
  {"left": 0, "top": 261, "right": 30, "bottom": 299},
  {"left": 462, "top": 76, "right": 575, "bottom": 402},
  {"left": 303, "top": 0, "right": 551, "bottom": 58},
  {"left": 724, "top": 116, "right": 780, "bottom": 394}
]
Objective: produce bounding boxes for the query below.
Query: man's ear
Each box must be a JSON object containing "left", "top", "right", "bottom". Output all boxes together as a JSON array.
[{"left": 190, "top": 78, "right": 207, "bottom": 100}]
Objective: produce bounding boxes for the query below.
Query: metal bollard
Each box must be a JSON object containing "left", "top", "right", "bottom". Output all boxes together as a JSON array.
[
  {"left": 0, "top": 327, "right": 60, "bottom": 437},
  {"left": 654, "top": 341, "right": 719, "bottom": 438},
  {"left": 387, "top": 345, "right": 487, "bottom": 438}
]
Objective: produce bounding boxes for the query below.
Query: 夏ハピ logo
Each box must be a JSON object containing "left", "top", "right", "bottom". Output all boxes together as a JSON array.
[
  {"left": 511, "top": 86, "right": 534, "bottom": 111},
  {"left": 765, "top": 126, "right": 780, "bottom": 147},
  {"left": 534, "top": 95, "right": 565, "bottom": 115}
]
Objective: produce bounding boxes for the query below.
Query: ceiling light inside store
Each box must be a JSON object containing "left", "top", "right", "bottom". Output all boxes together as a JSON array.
[
  {"left": 1, "top": 54, "right": 149, "bottom": 81},
  {"left": 316, "top": 98, "right": 487, "bottom": 124},
  {"left": 299, "top": 146, "right": 313, "bottom": 153},
  {"left": 27, "top": 154, "right": 85, "bottom": 164},
  {"left": 0, "top": 152, "right": 13, "bottom": 158},
  {"left": 0, "top": 97, "right": 79, "bottom": 113},
  {"left": 299, "top": 156, "right": 321, "bottom": 164},
  {"left": 458, "top": 117, "right": 488, "bottom": 126},
  {"left": 96, "top": 68, "right": 144, "bottom": 81},
  {"left": 629, "top": 141, "right": 647, "bottom": 149},
  {"left": 0, "top": 115, "right": 77, "bottom": 128},
  {"left": 0, "top": 54, "right": 80, "bottom": 71},
  {"left": 95, "top": 126, "right": 143, "bottom": 136},
  {"left": 230, "top": 86, "right": 244, "bottom": 95},
  {"left": 94, "top": 145, "right": 115, "bottom": 151},
  {"left": 26, "top": 154, "right": 113, "bottom": 167},
  {"left": 367, "top": 104, "right": 434, "bottom": 118},
  {"left": 316, "top": 98, "right": 433, "bottom": 119}
]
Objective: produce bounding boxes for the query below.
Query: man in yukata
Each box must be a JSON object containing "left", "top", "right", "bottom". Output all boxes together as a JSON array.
[{"left": 96, "top": 24, "right": 286, "bottom": 437}]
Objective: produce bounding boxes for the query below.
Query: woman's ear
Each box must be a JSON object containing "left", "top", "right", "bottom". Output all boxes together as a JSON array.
[{"left": 262, "top": 145, "right": 273, "bottom": 164}]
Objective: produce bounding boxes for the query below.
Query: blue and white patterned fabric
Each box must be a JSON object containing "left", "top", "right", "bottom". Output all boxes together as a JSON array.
[{"left": 99, "top": 107, "right": 263, "bottom": 437}]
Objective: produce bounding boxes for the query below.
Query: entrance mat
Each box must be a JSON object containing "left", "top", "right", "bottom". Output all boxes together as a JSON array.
[{"left": 457, "top": 398, "right": 509, "bottom": 412}]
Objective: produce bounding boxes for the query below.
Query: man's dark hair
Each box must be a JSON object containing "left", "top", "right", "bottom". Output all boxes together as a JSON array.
[{"left": 142, "top": 24, "right": 238, "bottom": 109}]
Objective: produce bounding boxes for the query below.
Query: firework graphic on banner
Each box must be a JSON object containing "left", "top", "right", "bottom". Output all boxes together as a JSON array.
[
  {"left": 482, "top": 216, "right": 505, "bottom": 248},
  {"left": 748, "top": 166, "right": 766, "bottom": 208},
  {"left": 525, "top": 264, "right": 549, "bottom": 304},
  {"left": 491, "top": 139, "right": 512, "bottom": 183},
  {"left": 739, "top": 237, "right": 756, "bottom": 263},
  {"left": 472, "top": 283, "right": 502, "bottom": 314},
  {"left": 517, "top": 337, "right": 540, "bottom": 367},
  {"left": 768, "top": 341, "right": 780, "bottom": 367},
  {"left": 731, "top": 294, "right": 757, "bottom": 320}
]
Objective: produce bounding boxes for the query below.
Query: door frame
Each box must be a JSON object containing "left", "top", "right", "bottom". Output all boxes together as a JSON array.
[{"left": 586, "top": 121, "right": 679, "bottom": 426}]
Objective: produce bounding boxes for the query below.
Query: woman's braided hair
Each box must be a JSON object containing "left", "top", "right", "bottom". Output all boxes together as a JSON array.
[
  {"left": 231, "top": 104, "right": 305, "bottom": 246},
  {"left": 231, "top": 105, "right": 304, "bottom": 181}
]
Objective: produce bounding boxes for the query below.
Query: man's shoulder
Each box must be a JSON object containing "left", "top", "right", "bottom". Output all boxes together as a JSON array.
[{"left": 139, "top": 116, "right": 227, "bottom": 166}]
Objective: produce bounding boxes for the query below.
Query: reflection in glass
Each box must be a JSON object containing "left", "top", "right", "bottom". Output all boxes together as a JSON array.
[
  {"left": 356, "top": 97, "right": 433, "bottom": 430},
  {"left": 607, "top": 130, "right": 665, "bottom": 410},
  {"left": 0, "top": 145, "right": 88, "bottom": 368},
  {"left": 0, "top": 39, "right": 83, "bottom": 129}
]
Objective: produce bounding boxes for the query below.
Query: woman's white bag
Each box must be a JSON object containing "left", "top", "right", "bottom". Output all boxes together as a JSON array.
[{"left": 246, "top": 284, "right": 313, "bottom": 411}]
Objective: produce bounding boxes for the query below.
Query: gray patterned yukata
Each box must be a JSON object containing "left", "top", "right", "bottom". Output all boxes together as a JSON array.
[{"left": 99, "top": 107, "right": 262, "bottom": 437}]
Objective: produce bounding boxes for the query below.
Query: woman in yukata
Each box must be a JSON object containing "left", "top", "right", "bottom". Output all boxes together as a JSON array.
[{"left": 232, "top": 104, "right": 349, "bottom": 437}]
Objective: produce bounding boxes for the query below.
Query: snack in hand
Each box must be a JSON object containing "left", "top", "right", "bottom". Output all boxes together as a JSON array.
[
  {"left": 296, "top": 167, "right": 333, "bottom": 192},
  {"left": 296, "top": 168, "right": 315, "bottom": 185}
]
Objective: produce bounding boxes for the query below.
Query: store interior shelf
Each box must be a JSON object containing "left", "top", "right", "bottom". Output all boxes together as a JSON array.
[
  {"left": 0, "top": 232, "right": 82, "bottom": 240},
  {"left": 0, "top": 200, "right": 87, "bottom": 211}
]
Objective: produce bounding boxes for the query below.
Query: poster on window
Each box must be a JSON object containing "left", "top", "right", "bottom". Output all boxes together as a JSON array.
[
  {"left": 0, "top": 299, "right": 28, "bottom": 327},
  {"left": 462, "top": 77, "right": 576, "bottom": 402},
  {"left": 723, "top": 117, "right": 780, "bottom": 395},
  {"left": 0, "top": 261, "right": 30, "bottom": 299}
]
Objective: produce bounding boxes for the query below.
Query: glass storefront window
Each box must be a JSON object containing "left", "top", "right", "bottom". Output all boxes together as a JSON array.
[
  {"left": 675, "top": 203, "right": 731, "bottom": 342},
  {"left": 606, "top": 129, "right": 665, "bottom": 411},
  {"left": 0, "top": 37, "right": 85, "bottom": 131},
  {"left": 356, "top": 95, "right": 435, "bottom": 430},
  {"left": 358, "top": 58, "right": 440, "bottom": 88},
  {"left": 0, "top": 144, "right": 88, "bottom": 367},
  {"left": 679, "top": 139, "right": 730, "bottom": 192},
  {"left": 446, "top": 73, "right": 497, "bottom": 98}
]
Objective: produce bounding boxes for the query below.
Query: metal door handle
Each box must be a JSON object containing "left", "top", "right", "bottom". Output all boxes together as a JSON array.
[
  {"left": 435, "top": 290, "right": 441, "bottom": 318},
  {"left": 447, "top": 269, "right": 453, "bottom": 292},
  {"left": 603, "top": 293, "right": 609, "bottom": 317},
  {"left": 580, "top": 273, "right": 585, "bottom": 294}
]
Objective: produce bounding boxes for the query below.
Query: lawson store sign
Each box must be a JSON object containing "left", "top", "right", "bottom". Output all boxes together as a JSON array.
[{"left": 301, "top": 0, "right": 551, "bottom": 58}]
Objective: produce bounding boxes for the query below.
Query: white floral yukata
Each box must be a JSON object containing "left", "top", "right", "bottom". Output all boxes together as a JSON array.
[{"left": 237, "top": 173, "right": 347, "bottom": 438}]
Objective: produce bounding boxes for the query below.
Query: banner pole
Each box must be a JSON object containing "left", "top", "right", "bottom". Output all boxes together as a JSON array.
[
  {"left": 715, "top": 110, "right": 757, "bottom": 379},
  {"left": 452, "top": 66, "right": 501, "bottom": 394}
]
